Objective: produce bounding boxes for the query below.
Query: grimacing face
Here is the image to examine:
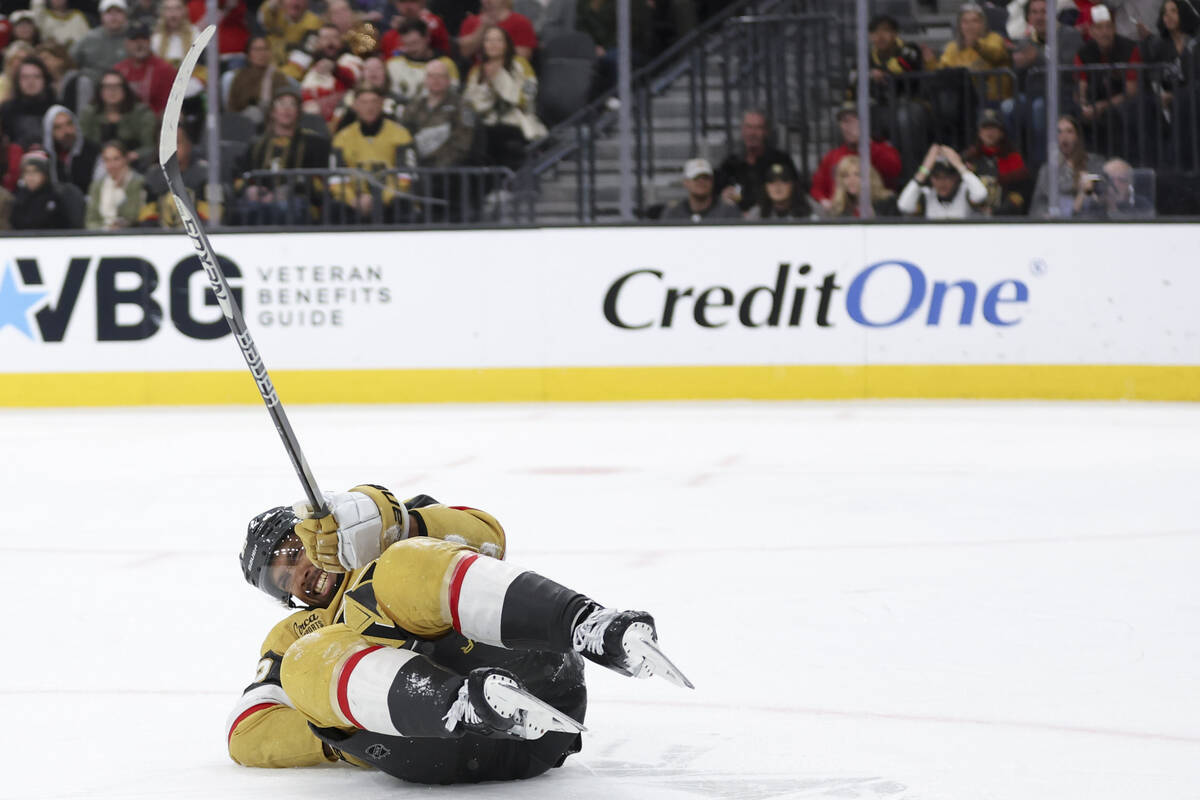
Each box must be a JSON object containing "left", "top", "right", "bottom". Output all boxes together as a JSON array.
[{"left": 264, "top": 532, "right": 342, "bottom": 607}]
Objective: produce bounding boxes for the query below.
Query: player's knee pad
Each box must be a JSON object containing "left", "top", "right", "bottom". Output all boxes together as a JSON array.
[
  {"left": 280, "top": 624, "right": 372, "bottom": 728},
  {"left": 374, "top": 537, "right": 477, "bottom": 637}
]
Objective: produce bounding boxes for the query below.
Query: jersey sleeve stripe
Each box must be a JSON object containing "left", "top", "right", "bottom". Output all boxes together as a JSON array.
[{"left": 225, "top": 682, "right": 294, "bottom": 741}]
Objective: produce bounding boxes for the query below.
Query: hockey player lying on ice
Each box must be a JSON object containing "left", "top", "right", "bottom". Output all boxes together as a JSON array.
[{"left": 228, "top": 484, "right": 692, "bottom": 783}]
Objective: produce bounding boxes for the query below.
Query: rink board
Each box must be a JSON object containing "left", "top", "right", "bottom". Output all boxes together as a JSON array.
[{"left": 1, "top": 224, "right": 1197, "bottom": 405}]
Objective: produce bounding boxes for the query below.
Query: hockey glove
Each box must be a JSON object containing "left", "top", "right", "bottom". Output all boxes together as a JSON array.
[{"left": 293, "top": 484, "right": 409, "bottom": 572}]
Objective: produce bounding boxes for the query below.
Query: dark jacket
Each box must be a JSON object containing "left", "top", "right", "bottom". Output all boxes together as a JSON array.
[{"left": 11, "top": 182, "right": 72, "bottom": 230}]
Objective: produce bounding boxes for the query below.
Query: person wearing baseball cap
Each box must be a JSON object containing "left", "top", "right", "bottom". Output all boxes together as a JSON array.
[
  {"left": 1075, "top": 3, "right": 1143, "bottom": 155},
  {"left": 961, "top": 109, "right": 1030, "bottom": 215},
  {"left": 70, "top": 0, "right": 130, "bottom": 81},
  {"left": 745, "top": 158, "right": 812, "bottom": 220},
  {"left": 113, "top": 21, "right": 175, "bottom": 114},
  {"left": 11, "top": 149, "right": 72, "bottom": 230},
  {"left": 897, "top": 142, "right": 988, "bottom": 219},
  {"left": 809, "top": 101, "right": 902, "bottom": 209},
  {"left": 660, "top": 157, "right": 742, "bottom": 222}
]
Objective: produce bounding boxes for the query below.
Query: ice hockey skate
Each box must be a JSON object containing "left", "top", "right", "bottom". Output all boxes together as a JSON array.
[
  {"left": 443, "top": 668, "right": 587, "bottom": 740},
  {"left": 572, "top": 607, "right": 695, "bottom": 689}
]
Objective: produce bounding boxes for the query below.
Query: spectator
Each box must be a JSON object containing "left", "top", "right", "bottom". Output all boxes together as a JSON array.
[
  {"left": 1075, "top": 4, "right": 1142, "bottom": 155},
  {"left": 744, "top": 158, "right": 812, "bottom": 220},
  {"left": 330, "top": 85, "right": 417, "bottom": 222},
  {"left": 227, "top": 36, "right": 291, "bottom": 120},
  {"left": 852, "top": 14, "right": 935, "bottom": 166},
  {"left": 85, "top": 139, "right": 146, "bottom": 229},
  {"left": 820, "top": 155, "right": 898, "bottom": 218},
  {"left": 379, "top": 0, "right": 452, "bottom": 56},
  {"left": 10, "top": 10, "right": 42, "bottom": 47},
  {"left": 127, "top": 0, "right": 160, "bottom": 29},
  {"left": 1099, "top": 156, "right": 1155, "bottom": 216},
  {"left": 387, "top": 18, "right": 459, "bottom": 112},
  {"left": 897, "top": 143, "right": 989, "bottom": 218},
  {"left": 0, "top": 130, "right": 22, "bottom": 193},
  {"left": 42, "top": 103, "right": 100, "bottom": 193},
  {"left": 326, "top": 0, "right": 360, "bottom": 38},
  {"left": 151, "top": 0, "right": 198, "bottom": 66},
  {"left": 660, "top": 157, "right": 742, "bottom": 221},
  {"left": 114, "top": 22, "right": 176, "bottom": 115},
  {"left": 259, "top": 0, "right": 324, "bottom": 66},
  {"left": 1145, "top": 0, "right": 1199, "bottom": 165},
  {"left": 713, "top": 109, "right": 798, "bottom": 213},
  {"left": 1006, "top": 0, "right": 1084, "bottom": 163},
  {"left": 233, "top": 87, "right": 331, "bottom": 225},
  {"left": 186, "top": 0, "right": 251, "bottom": 68},
  {"left": 336, "top": 54, "right": 399, "bottom": 129},
  {"left": 962, "top": 108, "right": 1031, "bottom": 213},
  {"left": 810, "top": 101, "right": 902, "bottom": 209},
  {"left": 0, "top": 57, "right": 57, "bottom": 148},
  {"left": 0, "top": 42, "right": 35, "bottom": 104},
  {"left": 80, "top": 70, "right": 156, "bottom": 166},
  {"left": 400, "top": 58, "right": 474, "bottom": 166},
  {"left": 36, "top": 42, "right": 92, "bottom": 114},
  {"left": 34, "top": 0, "right": 92, "bottom": 50},
  {"left": 1030, "top": 114, "right": 1106, "bottom": 216},
  {"left": 140, "top": 125, "right": 210, "bottom": 226},
  {"left": 463, "top": 26, "right": 545, "bottom": 168},
  {"left": 11, "top": 149, "right": 71, "bottom": 229},
  {"left": 458, "top": 0, "right": 537, "bottom": 62},
  {"left": 938, "top": 3, "right": 1013, "bottom": 102},
  {"left": 575, "top": 0, "right": 653, "bottom": 95},
  {"left": 71, "top": 0, "right": 130, "bottom": 82}
]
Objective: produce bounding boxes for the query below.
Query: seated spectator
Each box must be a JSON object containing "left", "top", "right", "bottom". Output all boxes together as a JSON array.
[
  {"left": 1075, "top": 5, "right": 1142, "bottom": 155},
  {"left": 714, "top": 108, "right": 799, "bottom": 214},
  {"left": 810, "top": 102, "right": 901, "bottom": 210},
  {"left": 326, "top": 0, "right": 361, "bottom": 39},
  {"left": 151, "top": 0, "right": 199, "bottom": 67},
  {"left": 1098, "top": 157, "right": 1154, "bottom": 217},
  {"left": 114, "top": 22, "right": 176, "bottom": 116},
  {"left": 335, "top": 55, "right": 401, "bottom": 132},
  {"left": 401, "top": 58, "right": 474, "bottom": 162},
  {"left": 821, "top": 155, "right": 897, "bottom": 218},
  {"left": 80, "top": 70, "right": 157, "bottom": 166},
  {"left": 42, "top": 104, "right": 101, "bottom": 193},
  {"left": 463, "top": 26, "right": 546, "bottom": 168},
  {"left": 898, "top": 143, "right": 989, "bottom": 218},
  {"left": 387, "top": 19, "right": 459, "bottom": 114},
  {"left": 962, "top": 109, "right": 1031, "bottom": 213},
  {"left": 938, "top": 2, "right": 1012, "bottom": 101},
  {"left": 227, "top": 37, "right": 292, "bottom": 121},
  {"left": 380, "top": 0, "right": 452, "bottom": 56},
  {"left": 575, "top": 0, "right": 654, "bottom": 95},
  {"left": 233, "top": 87, "right": 332, "bottom": 225},
  {"left": 0, "top": 57, "right": 57, "bottom": 148},
  {"left": 458, "top": 0, "right": 537, "bottom": 62},
  {"left": 330, "top": 85, "right": 417, "bottom": 222},
  {"left": 1005, "top": 0, "right": 1084, "bottom": 163},
  {"left": 259, "top": 0, "right": 324, "bottom": 66},
  {"left": 187, "top": 0, "right": 251, "bottom": 69},
  {"left": 85, "top": 139, "right": 146, "bottom": 230},
  {"left": 34, "top": 0, "right": 92, "bottom": 50},
  {"left": 140, "top": 125, "right": 211, "bottom": 227},
  {"left": 0, "top": 43, "right": 36, "bottom": 105},
  {"left": 1144, "top": 0, "right": 1199, "bottom": 167},
  {"left": 71, "top": 0, "right": 131, "bottom": 83},
  {"left": 10, "top": 11, "right": 42, "bottom": 48},
  {"left": 36, "top": 42, "right": 92, "bottom": 114},
  {"left": 299, "top": 24, "right": 362, "bottom": 123},
  {"left": 744, "top": 158, "right": 812, "bottom": 220},
  {"left": 1030, "top": 114, "right": 1106, "bottom": 216},
  {"left": 660, "top": 157, "right": 742, "bottom": 222},
  {"left": 11, "top": 149, "right": 72, "bottom": 229}
]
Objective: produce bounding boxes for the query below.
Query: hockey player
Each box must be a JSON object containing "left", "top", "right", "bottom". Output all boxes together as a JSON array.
[{"left": 228, "top": 484, "right": 691, "bottom": 784}]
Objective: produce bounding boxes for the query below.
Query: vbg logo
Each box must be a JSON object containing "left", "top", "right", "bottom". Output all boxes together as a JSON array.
[
  {"left": 603, "top": 260, "right": 1030, "bottom": 330},
  {"left": 0, "top": 255, "right": 241, "bottom": 342}
]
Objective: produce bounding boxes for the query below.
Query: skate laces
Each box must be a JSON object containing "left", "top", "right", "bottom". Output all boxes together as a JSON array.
[
  {"left": 442, "top": 682, "right": 480, "bottom": 733},
  {"left": 572, "top": 606, "right": 622, "bottom": 656}
]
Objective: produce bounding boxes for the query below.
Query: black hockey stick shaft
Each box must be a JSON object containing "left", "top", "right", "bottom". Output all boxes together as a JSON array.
[{"left": 160, "top": 26, "right": 327, "bottom": 516}]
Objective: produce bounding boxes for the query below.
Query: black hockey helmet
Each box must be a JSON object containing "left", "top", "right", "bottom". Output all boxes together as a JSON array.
[{"left": 240, "top": 506, "right": 300, "bottom": 606}]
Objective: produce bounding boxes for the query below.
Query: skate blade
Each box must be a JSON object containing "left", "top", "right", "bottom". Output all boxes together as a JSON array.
[
  {"left": 487, "top": 681, "right": 587, "bottom": 739},
  {"left": 626, "top": 630, "right": 695, "bottom": 689}
]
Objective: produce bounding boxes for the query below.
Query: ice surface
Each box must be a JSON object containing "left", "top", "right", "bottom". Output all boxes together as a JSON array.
[{"left": 3, "top": 400, "right": 1198, "bottom": 800}]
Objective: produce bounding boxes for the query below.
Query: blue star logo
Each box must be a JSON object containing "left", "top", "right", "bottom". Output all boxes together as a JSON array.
[{"left": 0, "top": 262, "right": 47, "bottom": 339}]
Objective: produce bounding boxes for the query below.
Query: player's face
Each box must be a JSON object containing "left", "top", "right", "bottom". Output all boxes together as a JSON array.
[{"left": 264, "top": 532, "right": 342, "bottom": 607}]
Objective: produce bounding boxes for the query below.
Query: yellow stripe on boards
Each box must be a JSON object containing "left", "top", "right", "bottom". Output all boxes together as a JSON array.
[{"left": 2, "top": 365, "right": 1199, "bottom": 407}]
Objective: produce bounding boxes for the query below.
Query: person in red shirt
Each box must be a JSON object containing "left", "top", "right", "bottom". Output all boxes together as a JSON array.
[
  {"left": 380, "top": 0, "right": 451, "bottom": 55},
  {"left": 188, "top": 0, "right": 250, "bottom": 62},
  {"left": 113, "top": 22, "right": 176, "bottom": 115},
  {"left": 457, "top": 0, "right": 536, "bottom": 62},
  {"left": 961, "top": 109, "right": 1031, "bottom": 215},
  {"left": 809, "top": 101, "right": 901, "bottom": 209}
]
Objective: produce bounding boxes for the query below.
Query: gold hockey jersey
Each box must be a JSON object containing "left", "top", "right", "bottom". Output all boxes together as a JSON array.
[{"left": 226, "top": 497, "right": 506, "bottom": 768}]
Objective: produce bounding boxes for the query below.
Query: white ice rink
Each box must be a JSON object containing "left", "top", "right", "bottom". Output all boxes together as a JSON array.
[{"left": 4, "top": 400, "right": 1198, "bottom": 800}]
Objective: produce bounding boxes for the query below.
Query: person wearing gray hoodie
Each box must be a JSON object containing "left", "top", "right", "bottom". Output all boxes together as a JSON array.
[
  {"left": 42, "top": 103, "right": 101, "bottom": 193},
  {"left": 70, "top": 0, "right": 130, "bottom": 82}
]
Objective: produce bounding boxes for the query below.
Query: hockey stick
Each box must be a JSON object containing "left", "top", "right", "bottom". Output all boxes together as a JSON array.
[{"left": 160, "top": 25, "right": 327, "bottom": 516}]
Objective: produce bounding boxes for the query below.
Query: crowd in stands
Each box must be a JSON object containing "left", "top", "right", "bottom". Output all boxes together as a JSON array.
[
  {"left": 0, "top": 0, "right": 700, "bottom": 230},
  {"left": 665, "top": 0, "right": 1193, "bottom": 222},
  {"left": 0, "top": 0, "right": 1190, "bottom": 229}
]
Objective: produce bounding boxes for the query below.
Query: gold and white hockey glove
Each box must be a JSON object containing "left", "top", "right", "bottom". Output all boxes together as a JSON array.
[{"left": 293, "top": 484, "right": 409, "bottom": 572}]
